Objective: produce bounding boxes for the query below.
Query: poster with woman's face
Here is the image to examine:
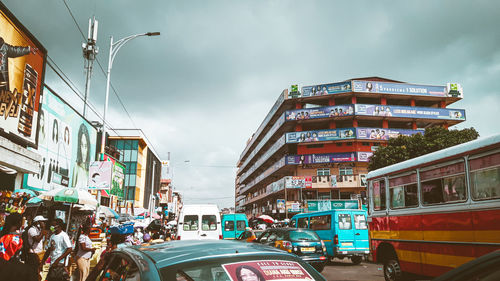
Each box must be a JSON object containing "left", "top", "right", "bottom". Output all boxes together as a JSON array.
[{"left": 222, "top": 260, "right": 314, "bottom": 281}]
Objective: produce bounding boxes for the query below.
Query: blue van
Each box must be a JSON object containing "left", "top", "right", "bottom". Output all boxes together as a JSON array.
[
  {"left": 221, "top": 213, "right": 248, "bottom": 239},
  {"left": 291, "top": 209, "right": 369, "bottom": 264}
]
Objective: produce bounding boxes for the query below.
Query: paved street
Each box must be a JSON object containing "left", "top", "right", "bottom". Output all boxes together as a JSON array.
[{"left": 322, "top": 259, "right": 385, "bottom": 281}]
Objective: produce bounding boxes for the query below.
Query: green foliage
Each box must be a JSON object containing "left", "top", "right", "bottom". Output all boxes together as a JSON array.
[{"left": 368, "top": 127, "right": 479, "bottom": 171}]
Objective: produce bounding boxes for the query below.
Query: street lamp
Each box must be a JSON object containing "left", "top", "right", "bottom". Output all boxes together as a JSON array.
[{"left": 100, "top": 31, "right": 160, "bottom": 154}]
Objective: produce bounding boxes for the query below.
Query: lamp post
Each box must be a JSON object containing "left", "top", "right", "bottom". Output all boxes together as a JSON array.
[{"left": 100, "top": 32, "right": 160, "bottom": 155}]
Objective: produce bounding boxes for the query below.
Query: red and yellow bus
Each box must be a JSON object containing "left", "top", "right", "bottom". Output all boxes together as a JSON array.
[{"left": 367, "top": 134, "right": 500, "bottom": 281}]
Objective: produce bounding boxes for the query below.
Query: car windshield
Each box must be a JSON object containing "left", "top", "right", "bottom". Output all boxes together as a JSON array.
[{"left": 289, "top": 230, "right": 320, "bottom": 242}]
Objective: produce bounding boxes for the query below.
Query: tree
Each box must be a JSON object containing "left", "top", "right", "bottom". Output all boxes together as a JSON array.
[{"left": 368, "top": 127, "right": 479, "bottom": 171}]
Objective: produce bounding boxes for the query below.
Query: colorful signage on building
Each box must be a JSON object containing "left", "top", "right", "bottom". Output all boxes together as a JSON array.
[
  {"left": 352, "top": 80, "right": 460, "bottom": 98},
  {"left": 276, "top": 199, "right": 285, "bottom": 211},
  {"left": 357, "top": 152, "right": 373, "bottom": 162},
  {"left": 356, "top": 127, "right": 424, "bottom": 140},
  {"left": 0, "top": 3, "right": 47, "bottom": 147},
  {"left": 285, "top": 105, "right": 354, "bottom": 121},
  {"left": 300, "top": 81, "right": 352, "bottom": 97},
  {"left": 23, "top": 87, "right": 97, "bottom": 191},
  {"left": 306, "top": 200, "right": 359, "bottom": 212},
  {"left": 100, "top": 153, "right": 125, "bottom": 200},
  {"left": 286, "top": 153, "right": 356, "bottom": 165},
  {"left": 88, "top": 161, "right": 113, "bottom": 190},
  {"left": 354, "top": 104, "right": 466, "bottom": 120},
  {"left": 286, "top": 128, "right": 355, "bottom": 143}
]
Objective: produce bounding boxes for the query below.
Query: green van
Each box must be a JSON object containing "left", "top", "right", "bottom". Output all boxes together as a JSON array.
[{"left": 221, "top": 213, "right": 248, "bottom": 239}]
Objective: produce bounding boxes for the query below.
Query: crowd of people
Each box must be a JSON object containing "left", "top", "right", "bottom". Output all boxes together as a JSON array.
[{"left": 0, "top": 212, "right": 175, "bottom": 281}]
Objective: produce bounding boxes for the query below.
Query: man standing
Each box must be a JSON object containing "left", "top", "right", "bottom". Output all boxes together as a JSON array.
[
  {"left": 41, "top": 219, "right": 72, "bottom": 281},
  {"left": 26, "top": 216, "right": 48, "bottom": 280},
  {"left": 0, "top": 37, "right": 33, "bottom": 92}
]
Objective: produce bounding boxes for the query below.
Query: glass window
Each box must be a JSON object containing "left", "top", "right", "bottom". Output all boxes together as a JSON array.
[
  {"left": 290, "top": 219, "right": 297, "bottom": 228},
  {"left": 338, "top": 214, "right": 352, "bottom": 230},
  {"left": 124, "top": 174, "right": 130, "bottom": 186},
  {"left": 267, "top": 232, "right": 278, "bottom": 243},
  {"left": 132, "top": 140, "right": 139, "bottom": 149},
  {"left": 236, "top": 221, "right": 246, "bottom": 231},
  {"left": 100, "top": 255, "right": 139, "bottom": 281},
  {"left": 116, "top": 140, "right": 124, "bottom": 150},
  {"left": 297, "top": 217, "right": 309, "bottom": 228},
  {"left": 127, "top": 186, "right": 135, "bottom": 201},
  {"left": 339, "top": 166, "right": 353, "bottom": 176},
  {"left": 224, "top": 221, "right": 234, "bottom": 232},
  {"left": 310, "top": 215, "right": 331, "bottom": 230},
  {"left": 289, "top": 230, "right": 320, "bottom": 242},
  {"left": 130, "top": 149, "right": 138, "bottom": 162},
  {"left": 422, "top": 175, "right": 466, "bottom": 205},
  {"left": 354, "top": 214, "right": 368, "bottom": 230},
  {"left": 471, "top": 166, "right": 500, "bottom": 200},
  {"left": 124, "top": 150, "right": 131, "bottom": 162},
  {"left": 183, "top": 215, "right": 199, "bottom": 231},
  {"left": 129, "top": 175, "right": 136, "bottom": 187},
  {"left": 317, "top": 168, "right": 330, "bottom": 176},
  {"left": 390, "top": 184, "right": 418, "bottom": 209},
  {"left": 373, "top": 180, "right": 386, "bottom": 211},
  {"left": 202, "top": 215, "right": 217, "bottom": 231},
  {"left": 124, "top": 140, "right": 131, "bottom": 150},
  {"left": 258, "top": 232, "right": 270, "bottom": 242}
]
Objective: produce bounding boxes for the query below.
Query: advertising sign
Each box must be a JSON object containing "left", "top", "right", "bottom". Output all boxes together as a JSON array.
[
  {"left": 23, "top": 87, "right": 98, "bottom": 191},
  {"left": 356, "top": 127, "right": 424, "bottom": 140},
  {"left": 0, "top": 3, "right": 47, "bottom": 147},
  {"left": 446, "top": 83, "right": 463, "bottom": 98},
  {"left": 352, "top": 80, "right": 455, "bottom": 97},
  {"left": 301, "top": 81, "right": 352, "bottom": 97},
  {"left": 276, "top": 199, "right": 285, "bottom": 211},
  {"left": 286, "top": 153, "right": 356, "bottom": 165},
  {"left": 88, "top": 161, "right": 113, "bottom": 190},
  {"left": 354, "top": 104, "right": 466, "bottom": 121},
  {"left": 100, "top": 153, "right": 125, "bottom": 199},
  {"left": 285, "top": 105, "right": 354, "bottom": 121},
  {"left": 222, "top": 260, "right": 313, "bottom": 281},
  {"left": 307, "top": 200, "right": 359, "bottom": 212},
  {"left": 357, "top": 152, "right": 373, "bottom": 162},
  {"left": 286, "top": 128, "right": 355, "bottom": 143}
]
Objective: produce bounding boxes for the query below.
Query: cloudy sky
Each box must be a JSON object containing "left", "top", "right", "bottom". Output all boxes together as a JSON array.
[{"left": 4, "top": 0, "right": 499, "bottom": 208}]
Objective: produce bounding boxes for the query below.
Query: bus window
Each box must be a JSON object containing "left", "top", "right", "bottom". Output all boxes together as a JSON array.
[
  {"left": 354, "top": 214, "right": 367, "bottom": 230},
  {"left": 310, "top": 215, "right": 331, "bottom": 230},
  {"left": 471, "top": 166, "right": 500, "bottom": 200},
  {"left": 224, "top": 221, "right": 234, "bottom": 232},
  {"left": 373, "top": 180, "right": 386, "bottom": 210},
  {"left": 390, "top": 184, "right": 418, "bottom": 209},
  {"left": 236, "top": 220, "right": 246, "bottom": 231},
  {"left": 422, "top": 175, "right": 466, "bottom": 205},
  {"left": 290, "top": 219, "right": 297, "bottom": 228},
  {"left": 297, "top": 217, "right": 309, "bottom": 228},
  {"left": 338, "top": 214, "right": 352, "bottom": 230}
]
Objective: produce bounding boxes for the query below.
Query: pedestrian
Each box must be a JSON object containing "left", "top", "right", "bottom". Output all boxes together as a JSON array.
[
  {"left": 87, "top": 234, "right": 120, "bottom": 281},
  {"left": 25, "top": 215, "right": 48, "bottom": 280},
  {"left": 41, "top": 218, "right": 72, "bottom": 281},
  {"left": 75, "top": 224, "right": 95, "bottom": 281}
]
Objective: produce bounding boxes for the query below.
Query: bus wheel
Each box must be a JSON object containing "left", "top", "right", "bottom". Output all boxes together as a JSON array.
[
  {"left": 351, "top": 256, "right": 363, "bottom": 265},
  {"left": 383, "top": 259, "right": 402, "bottom": 281}
]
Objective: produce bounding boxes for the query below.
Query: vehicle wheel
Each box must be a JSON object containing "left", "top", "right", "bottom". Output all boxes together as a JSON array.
[
  {"left": 351, "top": 256, "right": 363, "bottom": 265},
  {"left": 313, "top": 264, "right": 325, "bottom": 273},
  {"left": 384, "top": 259, "right": 403, "bottom": 281}
]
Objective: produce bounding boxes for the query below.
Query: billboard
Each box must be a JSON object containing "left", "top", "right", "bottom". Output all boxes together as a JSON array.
[
  {"left": 0, "top": 3, "right": 47, "bottom": 147},
  {"left": 286, "top": 153, "right": 356, "bottom": 165},
  {"left": 354, "top": 104, "right": 466, "bottom": 121},
  {"left": 23, "top": 87, "right": 98, "bottom": 191},
  {"left": 356, "top": 127, "right": 424, "bottom": 140},
  {"left": 300, "top": 81, "right": 352, "bottom": 97},
  {"left": 222, "top": 260, "right": 313, "bottom": 281},
  {"left": 100, "top": 153, "right": 125, "bottom": 200},
  {"left": 352, "top": 80, "right": 460, "bottom": 98},
  {"left": 357, "top": 152, "right": 373, "bottom": 162},
  {"left": 307, "top": 200, "right": 359, "bottom": 212},
  {"left": 285, "top": 105, "right": 354, "bottom": 121},
  {"left": 286, "top": 128, "right": 355, "bottom": 143},
  {"left": 88, "top": 161, "right": 113, "bottom": 190}
]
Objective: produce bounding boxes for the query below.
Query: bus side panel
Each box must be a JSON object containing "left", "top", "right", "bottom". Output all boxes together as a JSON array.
[{"left": 313, "top": 215, "right": 335, "bottom": 258}]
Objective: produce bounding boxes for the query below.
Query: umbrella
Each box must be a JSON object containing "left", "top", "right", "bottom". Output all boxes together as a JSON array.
[
  {"left": 257, "top": 215, "right": 275, "bottom": 224},
  {"left": 100, "top": 206, "right": 119, "bottom": 219},
  {"left": 38, "top": 187, "right": 98, "bottom": 232},
  {"left": 13, "top": 189, "right": 42, "bottom": 205}
]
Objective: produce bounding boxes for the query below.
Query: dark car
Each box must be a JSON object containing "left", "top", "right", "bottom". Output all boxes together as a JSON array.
[
  {"left": 255, "top": 228, "right": 328, "bottom": 272},
  {"left": 89, "top": 240, "right": 327, "bottom": 280},
  {"left": 432, "top": 250, "right": 500, "bottom": 281},
  {"left": 236, "top": 229, "right": 264, "bottom": 242}
]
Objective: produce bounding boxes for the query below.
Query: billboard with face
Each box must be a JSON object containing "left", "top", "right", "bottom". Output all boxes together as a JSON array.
[
  {"left": 23, "top": 87, "right": 97, "bottom": 191},
  {"left": 0, "top": 3, "right": 47, "bottom": 147}
]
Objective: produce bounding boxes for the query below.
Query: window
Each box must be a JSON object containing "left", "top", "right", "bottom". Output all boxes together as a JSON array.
[
  {"left": 290, "top": 219, "right": 297, "bottom": 228},
  {"left": 339, "top": 166, "right": 353, "bottom": 176},
  {"left": 129, "top": 175, "right": 136, "bottom": 187},
  {"left": 390, "top": 184, "right": 418, "bottom": 209},
  {"left": 115, "top": 140, "right": 124, "bottom": 150},
  {"left": 338, "top": 214, "right": 352, "bottom": 230},
  {"left": 224, "top": 221, "right": 234, "bottom": 232},
  {"left": 126, "top": 186, "right": 135, "bottom": 201},
  {"left": 469, "top": 153, "right": 500, "bottom": 200},
  {"left": 373, "top": 180, "right": 386, "bottom": 210},
  {"left": 362, "top": 142, "right": 370, "bottom": 146},
  {"left": 183, "top": 215, "right": 199, "bottom": 231},
  {"left": 297, "top": 217, "right": 309, "bottom": 228},
  {"left": 202, "top": 215, "right": 217, "bottom": 231},
  {"left": 289, "top": 230, "right": 320, "bottom": 242},
  {"left": 317, "top": 168, "right": 330, "bottom": 176},
  {"left": 99, "top": 255, "right": 139, "bottom": 281},
  {"left": 236, "top": 220, "right": 246, "bottom": 231},
  {"left": 130, "top": 150, "right": 138, "bottom": 162},
  {"left": 310, "top": 215, "right": 331, "bottom": 230},
  {"left": 354, "top": 214, "right": 367, "bottom": 230},
  {"left": 422, "top": 175, "right": 466, "bottom": 205}
]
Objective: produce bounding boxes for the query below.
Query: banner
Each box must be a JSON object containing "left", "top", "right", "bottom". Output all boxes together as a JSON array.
[
  {"left": 301, "top": 81, "right": 352, "bottom": 97},
  {"left": 100, "top": 153, "right": 125, "bottom": 199},
  {"left": 0, "top": 3, "right": 47, "bottom": 147},
  {"left": 222, "top": 260, "right": 313, "bottom": 281},
  {"left": 277, "top": 199, "right": 285, "bottom": 211},
  {"left": 357, "top": 152, "right": 373, "bottom": 162},
  {"left": 286, "top": 128, "right": 355, "bottom": 143},
  {"left": 285, "top": 105, "right": 354, "bottom": 121},
  {"left": 88, "top": 161, "right": 112, "bottom": 190},
  {"left": 354, "top": 104, "right": 466, "bottom": 121},
  {"left": 356, "top": 127, "right": 424, "bottom": 140},
  {"left": 286, "top": 153, "right": 356, "bottom": 165},
  {"left": 23, "top": 87, "right": 97, "bottom": 191},
  {"left": 352, "top": 80, "right": 457, "bottom": 98},
  {"left": 307, "top": 200, "right": 359, "bottom": 212}
]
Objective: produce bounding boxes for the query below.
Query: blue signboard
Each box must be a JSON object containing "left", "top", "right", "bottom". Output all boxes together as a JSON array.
[
  {"left": 301, "top": 81, "right": 352, "bottom": 98},
  {"left": 286, "top": 128, "right": 355, "bottom": 143},
  {"left": 286, "top": 153, "right": 356, "bottom": 165},
  {"left": 285, "top": 105, "right": 354, "bottom": 121},
  {"left": 356, "top": 127, "right": 424, "bottom": 140},
  {"left": 352, "top": 80, "right": 452, "bottom": 97},
  {"left": 354, "top": 104, "right": 466, "bottom": 121}
]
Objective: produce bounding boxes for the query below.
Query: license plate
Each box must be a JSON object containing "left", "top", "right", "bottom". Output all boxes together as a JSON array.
[
  {"left": 342, "top": 242, "right": 353, "bottom": 247},
  {"left": 301, "top": 247, "right": 315, "bottom": 252}
]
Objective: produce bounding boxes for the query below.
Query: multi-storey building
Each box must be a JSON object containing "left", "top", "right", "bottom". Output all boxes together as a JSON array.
[{"left": 235, "top": 77, "right": 465, "bottom": 218}]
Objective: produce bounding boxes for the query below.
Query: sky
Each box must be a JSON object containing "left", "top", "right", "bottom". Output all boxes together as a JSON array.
[{"left": 4, "top": 0, "right": 500, "bottom": 209}]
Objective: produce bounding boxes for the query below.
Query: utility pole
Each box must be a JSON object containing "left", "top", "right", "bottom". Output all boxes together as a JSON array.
[{"left": 82, "top": 17, "right": 99, "bottom": 118}]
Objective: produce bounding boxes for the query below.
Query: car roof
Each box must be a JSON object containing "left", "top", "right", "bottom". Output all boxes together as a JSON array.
[{"left": 120, "top": 240, "right": 300, "bottom": 268}]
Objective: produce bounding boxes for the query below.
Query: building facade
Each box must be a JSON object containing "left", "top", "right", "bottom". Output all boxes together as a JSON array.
[{"left": 235, "top": 77, "right": 465, "bottom": 218}]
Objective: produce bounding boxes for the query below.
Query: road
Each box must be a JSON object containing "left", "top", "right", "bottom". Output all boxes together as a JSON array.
[{"left": 322, "top": 258, "right": 385, "bottom": 281}]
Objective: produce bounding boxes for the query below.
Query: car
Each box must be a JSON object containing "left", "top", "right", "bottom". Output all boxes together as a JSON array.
[
  {"left": 89, "top": 240, "right": 327, "bottom": 280},
  {"left": 255, "top": 228, "right": 328, "bottom": 272},
  {"left": 432, "top": 250, "right": 500, "bottom": 281},
  {"left": 236, "top": 229, "right": 264, "bottom": 242},
  {"left": 146, "top": 219, "right": 162, "bottom": 232}
]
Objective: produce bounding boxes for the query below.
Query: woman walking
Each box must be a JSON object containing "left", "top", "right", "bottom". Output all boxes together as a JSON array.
[{"left": 75, "top": 224, "right": 95, "bottom": 281}]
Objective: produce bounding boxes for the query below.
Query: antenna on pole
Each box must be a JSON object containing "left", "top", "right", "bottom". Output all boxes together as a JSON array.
[{"left": 82, "top": 16, "right": 99, "bottom": 118}]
